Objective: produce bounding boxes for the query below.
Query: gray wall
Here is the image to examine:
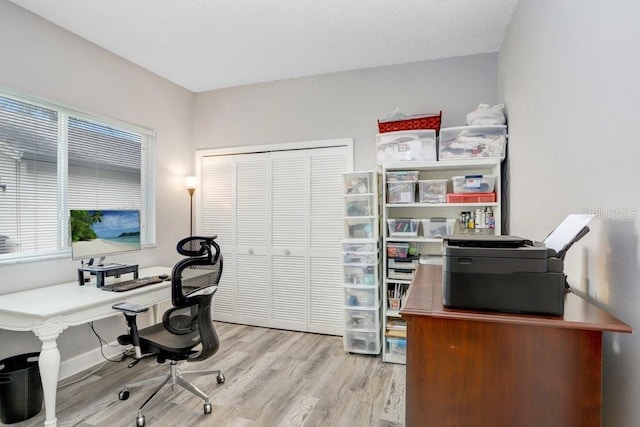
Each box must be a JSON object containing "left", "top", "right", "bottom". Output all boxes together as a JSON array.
[
  {"left": 193, "top": 54, "right": 499, "bottom": 170},
  {"left": 0, "top": 1, "right": 194, "bottom": 362},
  {"left": 500, "top": 1, "right": 640, "bottom": 426}
]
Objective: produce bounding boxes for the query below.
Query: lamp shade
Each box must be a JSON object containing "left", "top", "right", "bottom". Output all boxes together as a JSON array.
[{"left": 186, "top": 176, "right": 197, "bottom": 190}]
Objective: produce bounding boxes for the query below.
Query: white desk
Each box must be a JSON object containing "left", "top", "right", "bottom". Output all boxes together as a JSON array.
[{"left": 0, "top": 266, "right": 172, "bottom": 427}]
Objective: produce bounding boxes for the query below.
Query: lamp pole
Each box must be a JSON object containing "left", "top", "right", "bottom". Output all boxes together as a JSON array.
[
  {"left": 188, "top": 187, "right": 195, "bottom": 236},
  {"left": 186, "top": 176, "right": 197, "bottom": 236}
]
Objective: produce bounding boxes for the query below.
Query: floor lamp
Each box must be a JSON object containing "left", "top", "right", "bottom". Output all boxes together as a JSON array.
[{"left": 186, "top": 176, "right": 197, "bottom": 236}]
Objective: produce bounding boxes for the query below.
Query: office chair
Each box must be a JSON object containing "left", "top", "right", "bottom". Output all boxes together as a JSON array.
[{"left": 113, "top": 235, "right": 225, "bottom": 427}]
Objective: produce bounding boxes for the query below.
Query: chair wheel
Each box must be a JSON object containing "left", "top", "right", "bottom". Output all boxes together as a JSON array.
[
  {"left": 136, "top": 414, "right": 146, "bottom": 427},
  {"left": 119, "top": 389, "right": 130, "bottom": 400},
  {"left": 204, "top": 402, "right": 212, "bottom": 414},
  {"left": 217, "top": 373, "right": 225, "bottom": 384}
]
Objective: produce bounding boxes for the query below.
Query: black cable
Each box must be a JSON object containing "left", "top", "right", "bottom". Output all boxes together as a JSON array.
[{"left": 88, "top": 322, "right": 131, "bottom": 363}]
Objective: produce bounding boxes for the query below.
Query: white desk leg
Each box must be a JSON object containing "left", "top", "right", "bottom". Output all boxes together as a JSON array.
[{"left": 33, "top": 317, "right": 65, "bottom": 427}]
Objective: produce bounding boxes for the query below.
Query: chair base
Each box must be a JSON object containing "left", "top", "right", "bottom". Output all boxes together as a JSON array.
[{"left": 119, "top": 360, "right": 225, "bottom": 426}]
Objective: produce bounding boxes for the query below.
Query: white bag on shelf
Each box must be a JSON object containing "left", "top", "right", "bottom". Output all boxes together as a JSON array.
[{"left": 466, "top": 103, "right": 506, "bottom": 125}]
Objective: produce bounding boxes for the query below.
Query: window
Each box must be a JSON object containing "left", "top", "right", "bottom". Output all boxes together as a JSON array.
[{"left": 0, "top": 88, "right": 155, "bottom": 263}]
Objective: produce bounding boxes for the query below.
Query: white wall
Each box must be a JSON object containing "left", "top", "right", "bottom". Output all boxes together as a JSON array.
[
  {"left": 0, "top": 1, "right": 194, "bottom": 363},
  {"left": 193, "top": 54, "right": 499, "bottom": 171},
  {"left": 500, "top": 1, "right": 640, "bottom": 425}
]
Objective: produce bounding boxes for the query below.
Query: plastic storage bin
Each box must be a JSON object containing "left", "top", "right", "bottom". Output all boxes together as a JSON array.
[
  {"left": 421, "top": 218, "right": 456, "bottom": 238},
  {"left": 343, "top": 172, "right": 372, "bottom": 195},
  {"left": 344, "top": 307, "right": 380, "bottom": 330},
  {"left": 343, "top": 251, "right": 377, "bottom": 264},
  {"left": 343, "top": 265, "right": 376, "bottom": 286},
  {"left": 344, "top": 330, "right": 381, "bottom": 353},
  {"left": 344, "top": 285, "right": 379, "bottom": 308},
  {"left": 386, "top": 337, "right": 407, "bottom": 356},
  {"left": 418, "top": 179, "right": 448, "bottom": 203},
  {"left": 439, "top": 125, "right": 507, "bottom": 159},
  {"left": 387, "top": 182, "right": 416, "bottom": 204},
  {"left": 387, "top": 219, "right": 420, "bottom": 238},
  {"left": 345, "top": 217, "right": 376, "bottom": 238},
  {"left": 386, "top": 171, "right": 419, "bottom": 182},
  {"left": 451, "top": 175, "right": 496, "bottom": 193},
  {"left": 343, "top": 241, "right": 377, "bottom": 253},
  {"left": 387, "top": 242, "right": 409, "bottom": 258},
  {"left": 0, "top": 353, "right": 43, "bottom": 424},
  {"left": 376, "top": 129, "right": 437, "bottom": 163},
  {"left": 344, "top": 195, "right": 373, "bottom": 217}
]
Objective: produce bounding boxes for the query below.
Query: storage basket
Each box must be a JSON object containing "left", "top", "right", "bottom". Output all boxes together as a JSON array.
[{"left": 378, "top": 111, "right": 442, "bottom": 134}]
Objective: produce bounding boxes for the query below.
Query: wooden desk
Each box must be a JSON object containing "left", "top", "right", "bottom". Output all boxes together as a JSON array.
[
  {"left": 0, "top": 266, "right": 172, "bottom": 427},
  {"left": 400, "top": 264, "right": 632, "bottom": 427}
]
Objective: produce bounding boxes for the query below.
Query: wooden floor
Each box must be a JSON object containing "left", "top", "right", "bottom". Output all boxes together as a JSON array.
[{"left": 9, "top": 322, "right": 405, "bottom": 427}]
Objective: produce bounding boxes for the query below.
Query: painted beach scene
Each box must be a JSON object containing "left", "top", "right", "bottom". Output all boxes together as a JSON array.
[{"left": 70, "top": 209, "right": 141, "bottom": 260}]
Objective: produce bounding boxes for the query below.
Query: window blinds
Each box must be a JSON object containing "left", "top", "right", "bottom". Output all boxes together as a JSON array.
[
  {"left": 0, "top": 96, "right": 59, "bottom": 254},
  {"left": 67, "top": 116, "right": 142, "bottom": 209},
  {"left": 0, "top": 92, "right": 151, "bottom": 260}
]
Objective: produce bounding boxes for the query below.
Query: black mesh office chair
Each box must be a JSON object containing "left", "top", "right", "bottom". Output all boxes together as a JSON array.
[{"left": 113, "top": 236, "right": 225, "bottom": 427}]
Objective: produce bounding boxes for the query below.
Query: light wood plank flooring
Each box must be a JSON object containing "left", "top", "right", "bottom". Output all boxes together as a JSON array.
[{"left": 7, "top": 322, "right": 405, "bottom": 427}]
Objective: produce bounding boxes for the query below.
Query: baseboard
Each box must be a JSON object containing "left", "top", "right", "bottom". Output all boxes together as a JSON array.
[{"left": 59, "top": 340, "right": 128, "bottom": 381}]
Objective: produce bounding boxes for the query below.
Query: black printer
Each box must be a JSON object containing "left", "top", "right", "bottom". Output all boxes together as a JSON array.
[{"left": 442, "top": 215, "right": 593, "bottom": 316}]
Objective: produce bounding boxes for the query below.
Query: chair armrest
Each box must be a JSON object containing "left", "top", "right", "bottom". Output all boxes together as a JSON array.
[{"left": 113, "top": 303, "right": 149, "bottom": 359}]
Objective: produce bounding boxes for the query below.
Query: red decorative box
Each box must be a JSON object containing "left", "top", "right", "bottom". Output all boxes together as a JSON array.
[
  {"left": 446, "top": 192, "right": 496, "bottom": 203},
  {"left": 378, "top": 111, "right": 442, "bottom": 134}
]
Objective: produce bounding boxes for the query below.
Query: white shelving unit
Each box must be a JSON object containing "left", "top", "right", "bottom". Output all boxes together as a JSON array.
[
  {"left": 342, "top": 171, "right": 382, "bottom": 355},
  {"left": 381, "top": 159, "right": 502, "bottom": 364}
]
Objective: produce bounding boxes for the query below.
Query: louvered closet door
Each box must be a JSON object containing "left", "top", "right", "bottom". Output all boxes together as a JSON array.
[
  {"left": 199, "top": 143, "right": 349, "bottom": 334},
  {"left": 308, "top": 146, "right": 347, "bottom": 335},
  {"left": 201, "top": 155, "right": 236, "bottom": 322},
  {"left": 234, "top": 153, "right": 270, "bottom": 327},
  {"left": 270, "top": 150, "right": 308, "bottom": 331}
]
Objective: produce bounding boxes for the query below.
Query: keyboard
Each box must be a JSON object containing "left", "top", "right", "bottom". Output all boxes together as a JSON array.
[{"left": 101, "top": 276, "right": 164, "bottom": 292}]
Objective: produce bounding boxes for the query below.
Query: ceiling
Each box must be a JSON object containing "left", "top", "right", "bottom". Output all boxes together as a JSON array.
[{"left": 8, "top": 0, "right": 519, "bottom": 93}]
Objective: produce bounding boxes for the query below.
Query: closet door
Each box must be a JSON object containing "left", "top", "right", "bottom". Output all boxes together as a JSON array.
[
  {"left": 201, "top": 155, "right": 235, "bottom": 322},
  {"left": 234, "top": 153, "right": 270, "bottom": 327},
  {"left": 307, "top": 146, "right": 347, "bottom": 335},
  {"left": 199, "top": 142, "right": 350, "bottom": 334},
  {"left": 270, "top": 150, "right": 308, "bottom": 331},
  {"left": 201, "top": 152, "right": 270, "bottom": 327}
]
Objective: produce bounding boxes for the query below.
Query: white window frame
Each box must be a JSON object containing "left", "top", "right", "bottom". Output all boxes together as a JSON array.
[{"left": 0, "top": 86, "right": 156, "bottom": 265}]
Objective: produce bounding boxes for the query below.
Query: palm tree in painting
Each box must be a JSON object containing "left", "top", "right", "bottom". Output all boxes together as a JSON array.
[
  {"left": 91, "top": 210, "right": 103, "bottom": 225},
  {"left": 70, "top": 210, "right": 102, "bottom": 241}
]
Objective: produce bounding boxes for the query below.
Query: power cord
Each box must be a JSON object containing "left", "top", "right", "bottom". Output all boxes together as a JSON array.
[
  {"left": 89, "top": 321, "right": 156, "bottom": 368},
  {"left": 89, "top": 321, "right": 133, "bottom": 363},
  {"left": 57, "top": 324, "right": 138, "bottom": 389}
]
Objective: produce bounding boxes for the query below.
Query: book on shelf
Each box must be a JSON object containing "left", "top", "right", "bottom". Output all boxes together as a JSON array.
[
  {"left": 385, "top": 329, "right": 407, "bottom": 338},
  {"left": 386, "top": 319, "right": 407, "bottom": 330}
]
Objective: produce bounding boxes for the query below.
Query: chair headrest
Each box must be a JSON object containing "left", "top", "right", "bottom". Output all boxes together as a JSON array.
[{"left": 176, "top": 235, "right": 218, "bottom": 257}]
